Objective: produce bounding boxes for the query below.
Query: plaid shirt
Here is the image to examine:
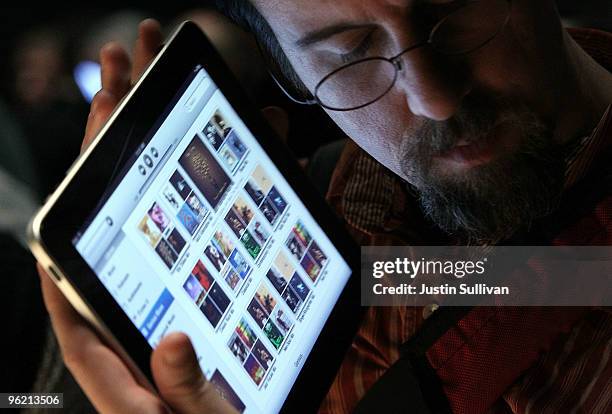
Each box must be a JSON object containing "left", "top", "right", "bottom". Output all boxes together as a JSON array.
[{"left": 319, "top": 28, "right": 612, "bottom": 414}]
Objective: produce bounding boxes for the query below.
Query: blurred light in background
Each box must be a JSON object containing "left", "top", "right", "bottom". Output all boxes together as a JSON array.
[{"left": 74, "top": 60, "right": 102, "bottom": 103}]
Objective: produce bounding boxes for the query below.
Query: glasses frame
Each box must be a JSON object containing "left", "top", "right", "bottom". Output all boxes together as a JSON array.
[{"left": 269, "top": 0, "right": 512, "bottom": 112}]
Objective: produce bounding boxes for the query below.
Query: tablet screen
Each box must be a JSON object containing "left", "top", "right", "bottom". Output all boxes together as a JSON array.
[{"left": 72, "top": 66, "right": 352, "bottom": 412}]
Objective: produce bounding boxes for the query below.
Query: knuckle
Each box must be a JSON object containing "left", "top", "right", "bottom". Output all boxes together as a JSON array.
[
  {"left": 147, "top": 401, "right": 169, "bottom": 414},
  {"left": 60, "top": 344, "right": 83, "bottom": 371},
  {"left": 131, "top": 394, "right": 168, "bottom": 414},
  {"left": 90, "top": 90, "right": 106, "bottom": 110}
]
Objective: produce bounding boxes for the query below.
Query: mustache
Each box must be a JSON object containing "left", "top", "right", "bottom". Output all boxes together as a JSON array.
[
  {"left": 404, "top": 93, "right": 504, "bottom": 154},
  {"left": 398, "top": 93, "right": 544, "bottom": 180}
]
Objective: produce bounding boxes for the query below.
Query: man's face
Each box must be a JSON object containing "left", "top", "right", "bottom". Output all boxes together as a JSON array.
[{"left": 255, "top": 0, "right": 573, "bottom": 242}]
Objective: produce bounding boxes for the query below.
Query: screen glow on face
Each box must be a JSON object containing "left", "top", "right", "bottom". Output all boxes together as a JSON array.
[{"left": 75, "top": 67, "right": 352, "bottom": 413}]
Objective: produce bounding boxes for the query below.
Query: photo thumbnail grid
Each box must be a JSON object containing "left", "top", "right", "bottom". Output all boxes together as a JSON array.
[
  {"left": 137, "top": 200, "right": 190, "bottom": 270},
  {"left": 142, "top": 105, "right": 331, "bottom": 395},
  {"left": 225, "top": 194, "right": 274, "bottom": 261},
  {"left": 227, "top": 317, "right": 276, "bottom": 387},
  {"left": 285, "top": 221, "right": 329, "bottom": 283},
  {"left": 201, "top": 109, "right": 249, "bottom": 175},
  {"left": 204, "top": 226, "right": 253, "bottom": 293},
  {"left": 182, "top": 259, "right": 232, "bottom": 329},
  {"left": 244, "top": 165, "right": 289, "bottom": 228},
  {"left": 266, "top": 251, "right": 311, "bottom": 314},
  {"left": 237, "top": 280, "right": 293, "bottom": 363}
]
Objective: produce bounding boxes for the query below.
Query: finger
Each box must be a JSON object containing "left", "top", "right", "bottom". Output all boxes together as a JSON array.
[
  {"left": 261, "top": 106, "right": 290, "bottom": 143},
  {"left": 82, "top": 89, "right": 119, "bottom": 152},
  {"left": 152, "top": 333, "right": 237, "bottom": 414},
  {"left": 39, "top": 266, "right": 168, "bottom": 414},
  {"left": 132, "top": 19, "right": 163, "bottom": 81},
  {"left": 100, "top": 42, "right": 132, "bottom": 99}
]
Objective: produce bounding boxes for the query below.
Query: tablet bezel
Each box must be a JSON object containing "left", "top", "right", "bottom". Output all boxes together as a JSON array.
[{"left": 29, "top": 21, "right": 364, "bottom": 413}]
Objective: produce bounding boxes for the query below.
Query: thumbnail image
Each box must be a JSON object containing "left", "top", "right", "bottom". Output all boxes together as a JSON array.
[
  {"left": 166, "top": 228, "right": 186, "bottom": 255},
  {"left": 179, "top": 136, "right": 232, "bottom": 210},
  {"left": 203, "top": 110, "right": 233, "bottom": 150},
  {"left": 186, "top": 192, "right": 208, "bottom": 220},
  {"left": 267, "top": 186, "right": 287, "bottom": 214},
  {"left": 219, "top": 146, "right": 238, "bottom": 172},
  {"left": 263, "top": 320, "right": 284, "bottom": 350},
  {"left": 286, "top": 233, "right": 306, "bottom": 261},
  {"left": 155, "top": 238, "right": 178, "bottom": 269},
  {"left": 226, "top": 130, "right": 248, "bottom": 160},
  {"left": 224, "top": 268, "right": 241, "bottom": 291},
  {"left": 282, "top": 286, "right": 303, "bottom": 313},
  {"left": 247, "top": 297, "right": 268, "bottom": 328},
  {"left": 307, "top": 241, "right": 328, "bottom": 267},
  {"left": 301, "top": 253, "right": 322, "bottom": 282},
  {"left": 271, "top": 307, "right": 293, "bottom": 336},
  {"left": 213, "top": 230, "right": 235, "bottom": 259},
  {"left": 161, "top": 184, "right": 182, "bottom": 212},
  {"left": 228, "top": 332, "right": 249, "bottom": 364},
  {"left": 235, "top": 318, "right": 257, "bottom": 349},
  {"left": 200, "top": 296, "right": 222, "bottom": 328},
  {"left": 225, "top": 208, "right": 247, "bottom": 238},
  {"left": 289, "top": 273, "right": 310, "bottom": 301},
  {"left": 228, "top": 249, "right": 251, "bottom": 279},
  {"left": 169, "top": 170, "right": 192, "bottom": 200},
  {"left": 266, "top": 268, "right": 288, "bottom": 296},
  {"left": 208, "top": 282, "right": 230, "bottom": 313},
  {"left": 293, "top": 221, "right": 312, "bottom": 248},
  {"left": 137, "top": 215, "right": 161, "bottom": 247},
  {"left": 240, "top": 231, "right": 262, "bottom": 259},
  {"left": 203, "top": 121, "right": 225, "bottom": 150},
  {"left": 207, "top": 110, "right": 233, "bottom": 142},
  {"left": 249, "top": 218, "right": 270, "bottom": 245},
  {"left": 205, "top": 243, "right": 226, "bottom": 272},
  {"left": 212, "top": 111, "right": 232, "bottom": 137},
  {"left": 259, "top": 198, "right": 279, "bottom": 225},
  {"left": 255, "top": 283, "right": 277, "bottom": 315},
  {"left": 275, "top": 251, "right": 294, "bottom": 279},
  {"left": 243, "top": 354, "right": 265, "bottom": 386},
  {"left": 232, "top": 197, "right": 254, "bottom": 227},
  {"left": 251, "top": 165, "right": 273, "bottom": 195},
  {"left": 252, "top": 340, "right": 274, "bottom": 371},
  {"left": 183, "top": 274, "right": 204, "bottom": 302},
  {"left": 177, "top": 203, "right": 200, "bottom": 235},
  {"left": 210, "top": 370, "right": 246, "bottom": 413},
  {"left": 192, "top": 260, "right": 213, "bottom": 292},
  {"left": 148, "top": 202, "right": 170, "bottom": 232},
  {"left": 244, "top": 179, "right": 265, "bottom": 207}
]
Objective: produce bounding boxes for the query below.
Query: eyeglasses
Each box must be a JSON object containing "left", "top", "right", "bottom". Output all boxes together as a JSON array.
[{"left": 270, "top": 0, "right": 512, "bottom": 112}]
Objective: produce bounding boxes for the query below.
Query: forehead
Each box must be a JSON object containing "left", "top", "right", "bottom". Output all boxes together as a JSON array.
[{"left": 252, "top": 0, "right": 404, "bottom": 43}]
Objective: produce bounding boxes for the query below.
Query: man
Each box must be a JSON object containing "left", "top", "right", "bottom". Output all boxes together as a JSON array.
[{"left": 40, "top": 0, "right": 612, "bottom": 412}]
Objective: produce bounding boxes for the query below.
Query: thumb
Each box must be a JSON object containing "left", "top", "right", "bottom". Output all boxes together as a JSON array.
[{"left": 151, "top": 332, "right": 237, "bottom": 414}]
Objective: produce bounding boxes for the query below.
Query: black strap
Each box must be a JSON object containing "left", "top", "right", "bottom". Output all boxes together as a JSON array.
[{"left": 354, "top": 307, "right": 470, "bottom": 413}]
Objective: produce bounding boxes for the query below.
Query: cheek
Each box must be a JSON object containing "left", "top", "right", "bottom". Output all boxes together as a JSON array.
[{"left": 324, "top": 100, "right": 408, "bottom": 179}]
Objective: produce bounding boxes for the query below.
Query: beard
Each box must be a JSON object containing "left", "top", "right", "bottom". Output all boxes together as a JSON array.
[{"left": 399, "top": 93, "right": 566, "bottom": 245}]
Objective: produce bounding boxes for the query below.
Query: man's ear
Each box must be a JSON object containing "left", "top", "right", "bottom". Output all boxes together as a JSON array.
[{"left": 261, "top": 105, "right": 290, "bottom": 143}]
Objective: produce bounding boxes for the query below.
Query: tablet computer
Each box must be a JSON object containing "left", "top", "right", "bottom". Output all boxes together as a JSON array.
[{"left": 28, "top": 21, "right": 363, "bottom": 413}]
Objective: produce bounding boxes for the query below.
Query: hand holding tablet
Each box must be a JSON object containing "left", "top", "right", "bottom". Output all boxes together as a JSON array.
[
  {"left": 32, "top": 20, "right": 362, "bottom": 413},
  {"left": 39, "top": 20, "right": 235, "bottom": 414}
]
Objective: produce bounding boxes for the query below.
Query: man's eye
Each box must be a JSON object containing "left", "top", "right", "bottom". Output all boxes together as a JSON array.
[{"left": 339, "top": 31, "right": 375, "bottom": 64}]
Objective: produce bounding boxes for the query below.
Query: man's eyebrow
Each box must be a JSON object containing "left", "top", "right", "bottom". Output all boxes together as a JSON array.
[{"left": 295, "top": 22, "right": 376, "bottom": 48}]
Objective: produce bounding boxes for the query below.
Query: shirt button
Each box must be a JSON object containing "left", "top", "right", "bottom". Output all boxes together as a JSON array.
[{"left": 422, "top": 303, "right": 439, "bottom": 320}]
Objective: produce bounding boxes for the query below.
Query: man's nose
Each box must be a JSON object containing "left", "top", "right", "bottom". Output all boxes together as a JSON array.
[{"left": 395, "top": 48, "right": 471, "bottom": 121}]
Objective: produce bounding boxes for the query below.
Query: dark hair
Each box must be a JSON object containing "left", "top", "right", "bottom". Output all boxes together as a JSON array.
[{"left": 214, "top": 0, "right": 309, "bottom": 96}]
